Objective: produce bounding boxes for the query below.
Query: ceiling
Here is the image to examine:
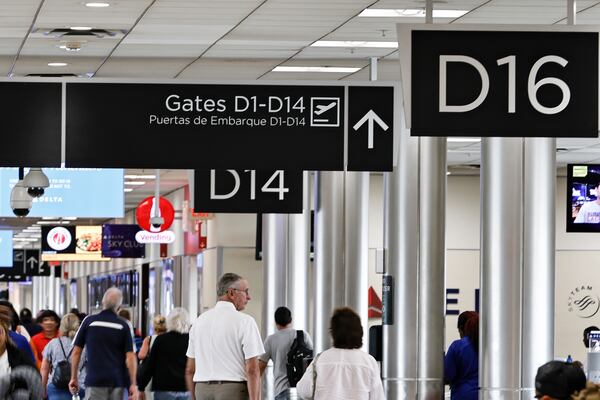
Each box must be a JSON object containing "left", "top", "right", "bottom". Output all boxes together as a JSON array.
[{"left": 3, "top": 0, "right": 600, "bottom": 240}]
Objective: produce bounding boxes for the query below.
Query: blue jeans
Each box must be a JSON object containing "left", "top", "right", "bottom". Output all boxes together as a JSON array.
[
  {"left": 154, "top": 392, "right": 190, "bottom": 400},
  {"left": 47, "top": 383, "right": 85, "bottom": 400},
  {"left": 275, "top": 390, "right": 290, "bottom": 400}
]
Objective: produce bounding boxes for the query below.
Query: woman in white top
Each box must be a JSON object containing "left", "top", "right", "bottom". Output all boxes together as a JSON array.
[{"left": 297, "top": 307, "right": 385, "bottom": 400}]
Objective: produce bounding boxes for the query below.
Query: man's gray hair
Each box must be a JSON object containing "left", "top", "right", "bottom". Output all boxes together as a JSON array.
[
  {"left": 166, "top": 307, "right": 191, "bottom": 334},
  {"left": 217, "top": 273, "right": 243, "bottom": 297},
  {"left": 102, "top": 287, "right": 123, "bottom": 311}
]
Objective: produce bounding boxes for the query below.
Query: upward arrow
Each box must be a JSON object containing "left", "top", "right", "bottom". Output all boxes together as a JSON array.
[
  {"left": 352, "top": 110, "right": 389, "bottom": 149},
  {"left": 26, "top": 256, "right": 38, "bottom": 270}
]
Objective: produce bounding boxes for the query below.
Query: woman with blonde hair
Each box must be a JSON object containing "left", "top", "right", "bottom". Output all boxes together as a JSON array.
[
  {"left": 138, "top": 314, "right": 167, "bottom": 360},
  {"left": 573, "top": 382, "right": 600, "bottom": 399},
  {"left": 41, "top": 313, "right": 87, "bottom": 399},
  {"left": 138, "top": 308, "right": 191, "bottom": 399}
]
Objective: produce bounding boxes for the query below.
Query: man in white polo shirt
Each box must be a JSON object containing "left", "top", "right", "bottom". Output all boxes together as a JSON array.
[{"left": 185, "top": 273, "right": 264, "bottom": 400}]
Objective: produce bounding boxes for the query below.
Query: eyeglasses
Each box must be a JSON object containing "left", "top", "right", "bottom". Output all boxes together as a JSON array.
[{"left": 231, "top": 288, "right": 250, "bottom": 295}]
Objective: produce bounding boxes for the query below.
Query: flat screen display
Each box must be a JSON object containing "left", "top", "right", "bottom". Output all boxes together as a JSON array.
[
  {"left": 0, "top": 168, "right": 124, "bottom": 218},
  {"left": 0, "top": 231, "right": 12, "bottom": 268},
  {"left": 567, "top": 164, "right": 600, "bottom": 232},
  {"left": 42, "top": 225, "right": 110, "bottom": 262}
]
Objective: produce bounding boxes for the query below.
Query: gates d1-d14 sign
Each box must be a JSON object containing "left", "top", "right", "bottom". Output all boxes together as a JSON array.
[{"left": 397, "top": 25, "right": 599, "bottom": 138}]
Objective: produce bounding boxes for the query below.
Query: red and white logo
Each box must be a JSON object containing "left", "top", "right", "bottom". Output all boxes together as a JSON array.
[{"left": 46, "top": 227, "right": 72, "bottom": 251}]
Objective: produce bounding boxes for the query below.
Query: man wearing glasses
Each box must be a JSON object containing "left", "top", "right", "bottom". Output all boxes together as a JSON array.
[{"left": 185, "top": 273, "right": 264, "bottom": 400}]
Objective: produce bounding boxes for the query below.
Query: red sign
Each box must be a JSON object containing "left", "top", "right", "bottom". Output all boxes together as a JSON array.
[
  {"left": 368, "top": 286, "right": 383, "bottom": 318},
  {"left": 136, "top": 196, "right": 175, "bottom": 233}
]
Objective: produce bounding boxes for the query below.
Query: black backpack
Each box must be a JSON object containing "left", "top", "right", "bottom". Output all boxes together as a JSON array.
[
  {"left": 286, "top": 330, "right": 313, "bottom": 387},
  {"left": 51, "top": 338, "right": 73, "bottom": 390}
]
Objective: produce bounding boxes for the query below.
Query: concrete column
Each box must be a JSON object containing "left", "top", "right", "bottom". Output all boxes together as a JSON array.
[
  {"left": 521, "top": 139, "right": 555, "bottom": 399},
  {"left": 417, "top": 137, "right": 446, "bottom": 399},
  {"left": 313, "top": 171, "right": 344, "bottom": 353},
  {"left": 382, "top": 108, "right": 419, "bottom": 399},
  {"left": 287, "top": 171, "right": 311, "bottom": 331},
  {"left": 481, "top": 138, "right": 523, "bottom": 400}
]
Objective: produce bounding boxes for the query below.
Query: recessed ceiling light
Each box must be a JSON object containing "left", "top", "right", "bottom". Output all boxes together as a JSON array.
[
  {"left": 312, "top": 41, "right": 397, "bottom": 49},
  {"left": 70, "top": 26, "right": 93, "bottom": 31},
  {"left": 273, "top": 66, "right": 361, "bottom": 73},
  {"left": 59, "top": 45, "right": 81, "bottom": 52},
  {"left": 124, "top": 175, "right": 156, "bottom": 179},
  {"left": 124, "top": 188, "right": 133, "bottom": 192},
  {"left": 85, "top": 2, "right": 110, "bottom": 7},
  {"left": 124, "top": 181, "right": 146, "bottom": 186},
  {"left": 359, "top": 8, "right": 468, "bottom": 18},
  {"left": 48, "top": 62, "right": 68, "bottom": 67},
  {"left": 447, "top": 138, "right": 481, "bottom": 143}
]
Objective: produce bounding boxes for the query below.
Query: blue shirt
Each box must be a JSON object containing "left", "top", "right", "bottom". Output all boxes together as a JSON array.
[
  {"left": 73, "top": 309, "right": 134, "bottom": 388},
  {"left": 8, "top": 331, "right": 34, "bottom": 363},
  {"left": 444, "top": 336, "right": 478, "bottom": 400}
]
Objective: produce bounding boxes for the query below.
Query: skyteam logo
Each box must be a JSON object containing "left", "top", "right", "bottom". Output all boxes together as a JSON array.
[{"left": 568, "top": 285, "right": 600, "bottom": 318}]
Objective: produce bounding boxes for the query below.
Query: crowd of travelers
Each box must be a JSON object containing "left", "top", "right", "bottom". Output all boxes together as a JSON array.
[{"left": 0, "top": 273, "right": 597, "bottom": 399}]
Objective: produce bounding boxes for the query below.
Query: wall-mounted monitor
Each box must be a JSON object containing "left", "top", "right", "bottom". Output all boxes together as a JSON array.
[
  {"left": 0, "top": 168, "right": 124, "bottom": 218},
  {"left": 567, "top": 164, "right": 600, "bottom": 232}
]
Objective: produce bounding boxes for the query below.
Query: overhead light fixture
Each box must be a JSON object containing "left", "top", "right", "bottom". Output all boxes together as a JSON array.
[
  {"left": 13, "top": 238, "right": 38, "bottom": 242},
  {"left": 359, "top": 8, "right": 468, "bottom": 18},
  {"left": 48, "top": 62, "right": 68, "bottom": 67},
  {"left": 124, "top": 181, "right": 146, "bottom": 186},
  {"left": 37, "top": 221, "right": 61, "bottom": 225},
  {"left": 62, "top": 217, "right": 78, "bottom": 220},
  {"left": 273, "top": 66, "right": 361, "bottom": 73},
  {"left": 70, "top": 26, "right": 93, "bottom": 31},
  {"left": 124, "top": 188, "right": 133, "bottom": 192},
  {"left": 312, "top": 41, "right": 397, "bottom": 49},
  {"left": 124, "top": 175, "right": 156, "bottom": 179},
  {"left": 59, "top": 45, "right": 81, "bottom": 52},
  {"left": 85, "top": 2, "right": 110, "bottom": 7},
  {"left": 447, "top": 138, "right": 481, "bottom": 143}
]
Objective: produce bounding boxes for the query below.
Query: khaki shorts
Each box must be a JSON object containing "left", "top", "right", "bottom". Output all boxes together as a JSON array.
[
  {"left": 195, "top": 381, "right": 248, "bottom": 400},
  {"left": 85, "top": 386, "right": 125, "bottom": 400}
]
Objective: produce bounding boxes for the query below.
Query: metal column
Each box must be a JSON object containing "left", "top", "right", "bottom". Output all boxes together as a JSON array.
[
  {"left": 313, "top": 171, "right": 344, "bottom": 353},
  {"left": 521, "top": 138, "right": 555, "bottom": 399},
  {"left": 481, "top": 138, "right": 523, "bottom": 400},
  {"left": 344, "top": 171, "right": 369, "bottom": 343},
  {"left": 287, "top": 171, "right": 311, "bottom": 331},
  {"left": 417, "top": 137, "right": 446, "bottom": 399},
  {"left": 382, "top": 106, "right": 419, "bottom": 399},
  {"left": 261, "top": 213, "right": 288, "bottom": 337}
]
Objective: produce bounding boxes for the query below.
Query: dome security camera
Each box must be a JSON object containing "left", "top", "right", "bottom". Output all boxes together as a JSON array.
[
  {"left": 10, "top": 181, "right": 32, "bottom": 217},
  {"left": 150, "top": 216, "right": 164, "bottom": 229},
  {"left": 22, "top": 168, "right": 49, "bottom": 198}
]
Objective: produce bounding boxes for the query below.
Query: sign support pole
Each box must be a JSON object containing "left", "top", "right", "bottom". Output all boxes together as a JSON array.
[{"left": 417, "top": 1, "right": 447, "bottom": 399}]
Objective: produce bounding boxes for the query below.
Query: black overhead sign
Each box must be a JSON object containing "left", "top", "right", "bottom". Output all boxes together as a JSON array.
[
  {"left": 66, "top": 83, "right": 345, "bottom": 170},
  {"left": 348, "top": 86, "right": 394, "bottom": 171},
  {"left": 194, "top": 169, "right": 303, "bottom": 213},
  {"left": 399, "top": 27, "right": 598, "bottom": 137},
  {"left": 3, "top": 249, "right": 50, "bottom": 279},
  {"left": 65, "top": 82, "right": 394, "bottom": 171},
  {"left": 0, "top": 82, "right": 62, "bottom": 166}
]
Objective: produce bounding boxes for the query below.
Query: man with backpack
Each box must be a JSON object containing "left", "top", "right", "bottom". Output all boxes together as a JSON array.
[{"left": 259, "top": 307, "right": 313, "bottom": 400}]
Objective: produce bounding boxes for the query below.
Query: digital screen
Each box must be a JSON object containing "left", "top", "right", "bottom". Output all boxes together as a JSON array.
[
  {"left": 567, "top": 165, "right": 600, "bottom": 232},
  {"left": 42, "top": 225, "right": 109, "bottom": 262},
  {"left": 0, "top": 231, "right": 12, "bottom": 268},
  {"left": 0, "top": 168, "right": 123, "bottom": 218}
]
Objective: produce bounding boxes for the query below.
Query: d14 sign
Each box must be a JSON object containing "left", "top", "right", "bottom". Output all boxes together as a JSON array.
[
  {"left": 398, "top": 26, "right": 599, "bottom": 137},
  {"left": 195, "top": 169, "right": 303, "bottom": 213}
]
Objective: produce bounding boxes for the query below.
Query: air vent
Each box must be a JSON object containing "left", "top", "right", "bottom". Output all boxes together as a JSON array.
[
  {"left": 32, "top": 28, "right": 126, "bottom": 38},
  {"left": 26, "top": 73, "right": 78, "bottom": 77}
]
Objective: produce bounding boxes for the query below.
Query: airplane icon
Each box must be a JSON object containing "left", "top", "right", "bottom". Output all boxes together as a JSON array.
[{"left": 314, "top": 102, "right": 337, "bottom": 115}]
